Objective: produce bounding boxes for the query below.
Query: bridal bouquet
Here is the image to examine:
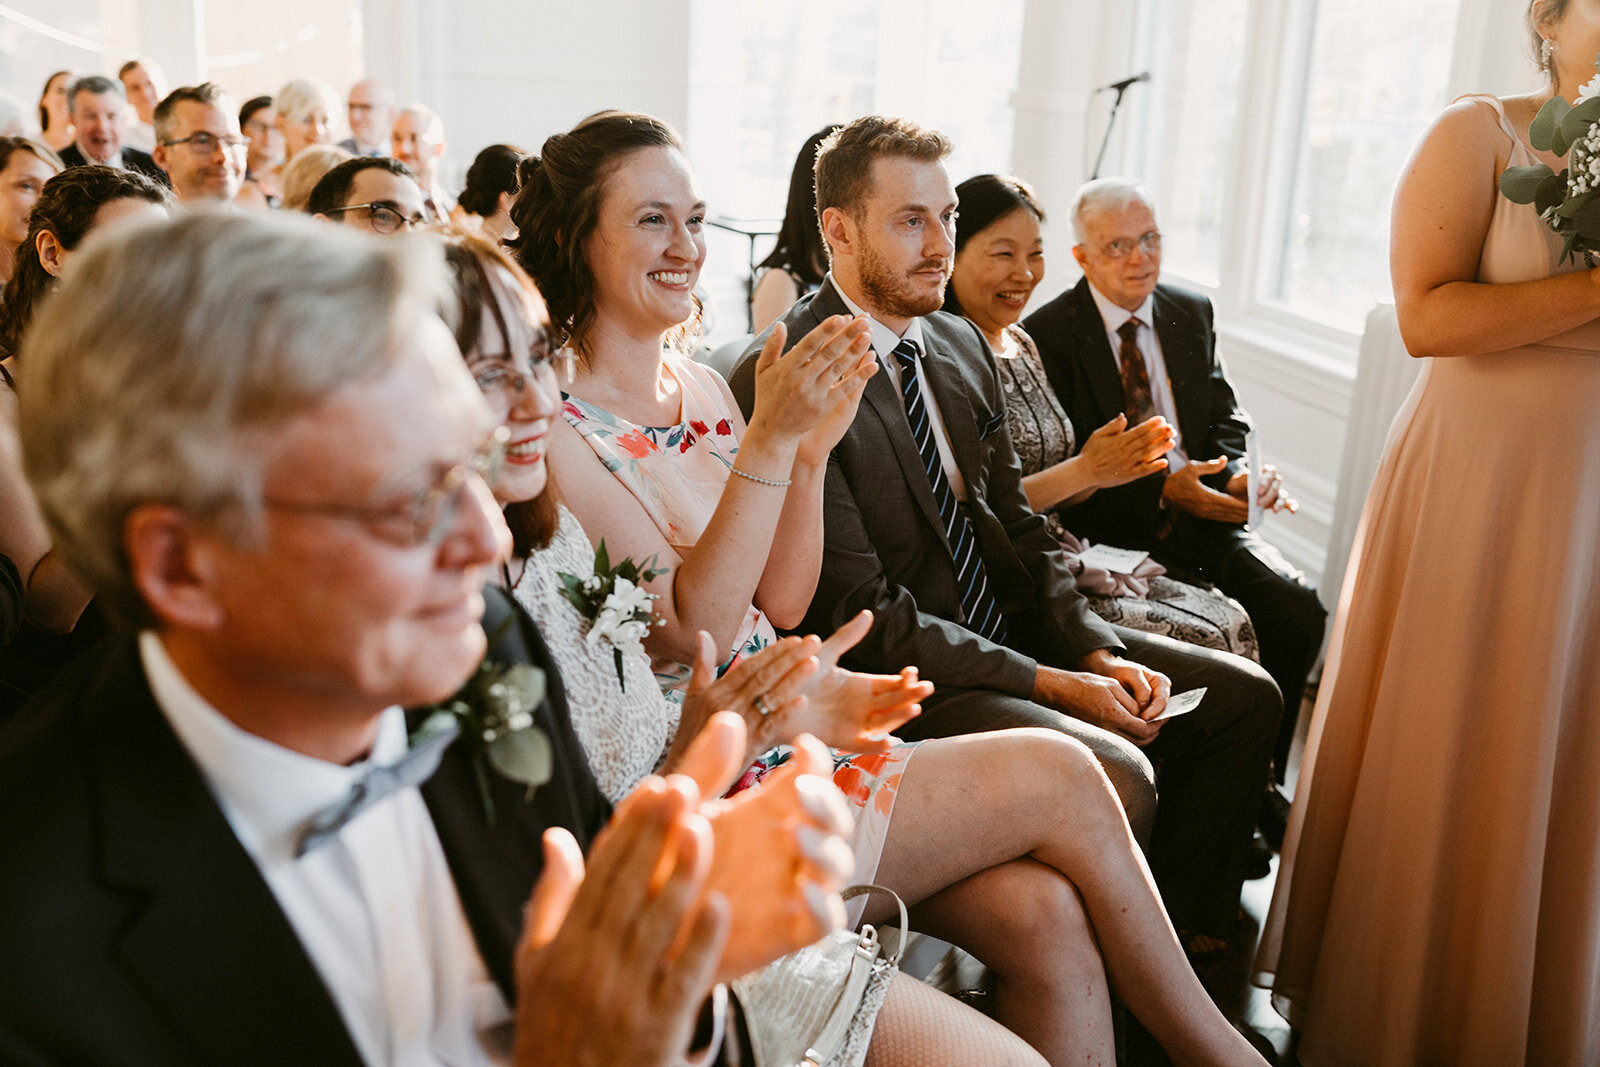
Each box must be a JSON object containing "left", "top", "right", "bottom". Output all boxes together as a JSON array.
[
  {"left": 1501, "top": 72, "right": 1600, "bottom": 264},
  {"left": 557, "top": 539, "right": 666, "bottom": 691}
]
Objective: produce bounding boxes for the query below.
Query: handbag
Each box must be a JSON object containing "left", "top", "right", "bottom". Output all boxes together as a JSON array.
[{"left": 730, "top": 884, "right": 909, "bottom": 1067}]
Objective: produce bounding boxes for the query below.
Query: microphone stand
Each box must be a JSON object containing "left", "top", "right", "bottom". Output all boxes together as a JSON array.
[{"left": 1091, "top": 81, "right": 1136, "bottom": 180}]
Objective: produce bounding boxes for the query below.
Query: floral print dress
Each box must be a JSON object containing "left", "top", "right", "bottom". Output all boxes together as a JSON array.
[{"left": 560, "top": 350, "right": 916, "bottom": 907}]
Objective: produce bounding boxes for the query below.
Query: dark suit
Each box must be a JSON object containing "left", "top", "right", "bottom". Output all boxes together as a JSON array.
[
  {"left": 729, "top": 280, "right": 1279, "bottom": 938},
  {"left": 0, "top": 587, "right": 610, "bottom": 1065},
  {"left": 1023, "top": 279, "right": 1326, "bottom": 778},
  {"left": 57, "top": 142, "right": 169, "bottom": 186}
]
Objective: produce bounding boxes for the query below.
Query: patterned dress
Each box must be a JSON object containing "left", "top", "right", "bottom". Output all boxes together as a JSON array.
[
  {"left": 997, "top": 324, "right": 1259, "bottom": 660},
  {"left": 557, "top": 352, "right": 917, "bottom": 905}
]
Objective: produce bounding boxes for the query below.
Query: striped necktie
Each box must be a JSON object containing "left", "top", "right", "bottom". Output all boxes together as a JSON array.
[{"left": 890, "top": 338, "right": 1006, "bottom": 642}]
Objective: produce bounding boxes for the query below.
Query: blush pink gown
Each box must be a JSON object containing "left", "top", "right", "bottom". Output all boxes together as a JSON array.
[{"left": 1256, "top": 95, "right": 1600, "bottom": 1064}]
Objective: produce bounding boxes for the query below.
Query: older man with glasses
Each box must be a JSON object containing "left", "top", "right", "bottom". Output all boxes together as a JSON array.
[
  {"left": 307, "top": 155, "right": 428, "bottom": 235},
  {"left": 152, "top": 83, "right": 247, "bottom": 205}
]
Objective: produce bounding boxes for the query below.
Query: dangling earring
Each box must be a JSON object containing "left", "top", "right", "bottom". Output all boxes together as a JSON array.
[{"left": 1541, "top": 37, "right": 1555, "bottom": 73}]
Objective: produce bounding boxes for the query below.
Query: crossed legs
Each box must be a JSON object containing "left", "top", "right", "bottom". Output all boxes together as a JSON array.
[{"left": 864, "top": 729, "right": 1262, "bottom": 1066}]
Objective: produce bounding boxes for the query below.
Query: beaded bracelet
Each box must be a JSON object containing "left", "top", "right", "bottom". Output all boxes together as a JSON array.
[{"left": 727, "top": 465, "right": 792, "bottom": 488}]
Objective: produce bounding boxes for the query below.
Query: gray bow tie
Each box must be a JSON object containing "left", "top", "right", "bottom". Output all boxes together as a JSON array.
[{"left": 294, "top": 717, "right": 461, "bottom": 858}]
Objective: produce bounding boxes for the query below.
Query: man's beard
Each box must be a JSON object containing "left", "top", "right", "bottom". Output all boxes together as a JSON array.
[{"left": 857, "top": 238, "right": 947, "bottom": 321}]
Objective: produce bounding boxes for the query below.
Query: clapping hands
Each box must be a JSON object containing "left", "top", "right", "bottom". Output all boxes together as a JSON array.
[
  {"left": 512, "top": 711, "right": 855, "bottom": 1065},
  {"left": 747, "top": 315, "right": 877, "bottom": 468}
]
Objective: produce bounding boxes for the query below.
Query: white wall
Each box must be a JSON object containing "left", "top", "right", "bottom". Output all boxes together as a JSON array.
[{"left": 364, "top": 0, "right": 692, "bottom": 188}]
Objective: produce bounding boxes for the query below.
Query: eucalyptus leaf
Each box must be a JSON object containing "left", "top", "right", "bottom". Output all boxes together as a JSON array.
[
  {"left": 1573, "top": 198, "right": 1600, "bottom": 240},
  {"left": 1531, "top": 95, "right": 1571, "bottom": 151},
  {"left": 504, "top": 663, "right": 547, "bottom": 712},
  {"left": 1501, "top": 165, "right": 1554, "bottom": 203},
  {"left": 1556, "top": 190, "right": 1589, "bottom": 219},
  {"left": 1536, "top": 171, "right": 1568, "bottom": 212},
  {"left": 1553, "top": 125, "right": 1572, "bottom": 159},
  {"left": 487, "top": 727, "right": 553, "bottom": 788},
  {"left": 1559, "top": 99, "right": 1600, "bottom": 157}
]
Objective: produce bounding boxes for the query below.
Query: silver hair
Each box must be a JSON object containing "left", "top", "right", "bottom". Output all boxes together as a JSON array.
[
  {"left": 18, "top": 210, "right": 450, "bottom": 627},
  {"left": 1069, "top": 177, "right": 1156, "bottom": 245},
  {"left": 395, "top": 103, "right": 444, "bottom": 142},
  {"left": 274, "top": 76, "right": 341, "bottom": 124},
  {"left": 67, "top": 75, "right": 122, "bottom": 113}
]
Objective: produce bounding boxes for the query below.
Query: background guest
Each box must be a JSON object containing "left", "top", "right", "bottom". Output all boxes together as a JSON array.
[
  {"left": 36, "top": 72, "right": 75, "bottom": 156},
  {"left": 338, "top": 77, "right": 394, "bottom": 156},
  {"left": 0, "top": 165, "right": 168, "bottom": 717},
  {"left": 58, "top": 76, "right": 166, "bottom": 184},
  {"left": 272, "top": 76, "right": 340, "bottom": 164},
  {"left": 151, "top": 83, "right": 247, "bottom": 205},
  {"left": 308, "top": 156, "right": 425, "bottom": 234},
  {"left": 279, "top": 143, "right": 353, "bottom": 212},
  {"left": 235, "top": 95, "right": 284, "bottom": 209},
  {"left": 391, "top": 104, "right": 451, "bottom": 222},
  {"left": 947, "top": 174, "right": 1257, "bottom": 661},
  {"left": 0, "top": 138, "right": 62, "bottom": 284},
  {"left": 117, "top": 58, "right": 165, "bottom": 152},
  {"left": 453, "top": 143, "right": 522, "bottom": 240},
  {"left": 749, "top": 125, "right": 833, "bottom": 333}
]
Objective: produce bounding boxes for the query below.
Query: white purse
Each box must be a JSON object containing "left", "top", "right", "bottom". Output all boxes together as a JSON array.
[{"left": 730, "top": 884, "right": 908, "bottom": 1067}]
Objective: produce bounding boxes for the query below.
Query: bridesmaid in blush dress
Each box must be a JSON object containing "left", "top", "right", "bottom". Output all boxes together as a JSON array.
[{"left": 1256, "top": 3, "right": 1600, "bottom": 1062}]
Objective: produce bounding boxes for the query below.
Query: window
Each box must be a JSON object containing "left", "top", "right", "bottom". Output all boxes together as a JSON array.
[
  {"left": 687, "top": 0, "right": 1024, "bottom": 344},
  {"left": 1266, "top": 0, "right": 1461, "bottom": 329},
  {"left": 1131, "top": 0, "right": 1251, "bottom": 288},
  {"left": 1131, "top": 0, "right": 1462, "bottom": 335}
]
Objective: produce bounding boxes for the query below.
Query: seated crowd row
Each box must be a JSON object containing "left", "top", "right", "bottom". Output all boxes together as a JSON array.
[{"left": 0, "top": 79, "right": 1328, "bottom": 1067}]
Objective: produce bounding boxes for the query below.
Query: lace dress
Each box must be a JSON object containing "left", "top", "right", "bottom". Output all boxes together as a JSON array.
[{"left": 997, "top": 324, "right": 1259, "bottom": 660}]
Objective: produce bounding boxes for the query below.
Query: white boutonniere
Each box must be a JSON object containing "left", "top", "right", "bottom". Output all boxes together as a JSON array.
[{"left": 557, "top": 539, "right": 666, "bottom": 690}]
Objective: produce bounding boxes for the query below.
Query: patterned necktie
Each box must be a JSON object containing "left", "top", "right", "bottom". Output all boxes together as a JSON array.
[
  {"left": 295, "top": 717, "right": 461, "bottom": 857},
  {"left": 1117, "top": 319, "right": 1157, "bottom": 424},
  {"left": 890, "top": 338, "right": 1006, "bottom": 642}
]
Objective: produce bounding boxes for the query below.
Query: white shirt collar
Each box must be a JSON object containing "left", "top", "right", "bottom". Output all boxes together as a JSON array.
[
  {"left": 825, "top": 272, "right": 925, "bottom": 359},
  {"left": 1086, "top": 281, "right": 1155, "bottom": 333},
  {"left": 140, "top": 631, "right": 408, "bottom": 864}
]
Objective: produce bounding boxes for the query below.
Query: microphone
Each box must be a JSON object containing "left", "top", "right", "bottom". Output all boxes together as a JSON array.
[{"left": 1098, "top": 71, "right": 1151, "bottom": 93}]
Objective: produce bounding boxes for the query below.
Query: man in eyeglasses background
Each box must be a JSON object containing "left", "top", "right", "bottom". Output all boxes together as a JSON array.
[
  {"left": 152, "top": 83, "right": 246, "bottom": 205},
  {"left": 307, "top": 156, "right": 428, "bottom": 235},
  {"left": 1023, "top": 178, "right": 1326, "bottom": 840}
]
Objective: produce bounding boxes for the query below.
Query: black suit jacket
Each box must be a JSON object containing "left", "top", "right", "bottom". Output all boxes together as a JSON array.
[
  {"left": 0, "top": 587, "right": 609, "bottom": 1066},
  {"left": 1021, "top": 279, "right": 1251, "bottom": 547},
  {"left": 57, "top": 142, "right": 169, "bottom": 186},
  {"left": 729, "top": 281, "right": 1120, "bottom": 699}
]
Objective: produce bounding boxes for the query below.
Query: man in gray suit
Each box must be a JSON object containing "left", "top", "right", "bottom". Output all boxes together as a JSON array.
[{"left": 730, "top": 116, "right": 1280, "bottom": 950}]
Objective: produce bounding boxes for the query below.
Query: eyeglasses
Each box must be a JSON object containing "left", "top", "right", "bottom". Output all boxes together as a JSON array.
[
  {"left": 473, "top": 334, "right": 576, "bottom": 407},
  {"left": 263, "top": 426, "right": 509, "bottom": 546},
  {"left": 1098, "top": 231, "right": 1162, "bottom": 259},
  {"left": 324, "top": 202, "right": 427, "bottom": 235},
  {"left": 161, "top": 132, "right": 250, "bottom": 156}
]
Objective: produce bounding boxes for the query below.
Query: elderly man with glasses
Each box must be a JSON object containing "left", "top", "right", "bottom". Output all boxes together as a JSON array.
[
  {"left": 1023, "top": 178, "right": 1327, "bottom": 840},
  {"left": 307, "top": 155, "right": 428, "bottom": 235},
  {"left": 152, "top": 83, "right": 247, "bottom": 204}
]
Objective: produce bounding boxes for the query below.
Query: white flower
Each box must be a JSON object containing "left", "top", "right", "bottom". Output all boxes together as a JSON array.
[
  {"left": 582, "top": 575, "right": 604, "bottom": 594},
  {"left": 586, "top": 605, "right": 627, "bottom": 647},
  {"left": 598, "top": 576, "right": 655, "bottom": 620},
  {"left": 507, "top": 711, "right": 534, "bottom": 732},
  {"left": 613, "top": 618, "right": 651, "bottom": 648},
  {"left": 1580, "top": 73, "right": 1600, "bottom": 101}
]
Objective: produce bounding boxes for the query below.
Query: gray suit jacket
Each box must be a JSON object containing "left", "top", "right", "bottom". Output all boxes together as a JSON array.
[{"left": 729, "top": 280, "right": 1120, "bottom": 699}]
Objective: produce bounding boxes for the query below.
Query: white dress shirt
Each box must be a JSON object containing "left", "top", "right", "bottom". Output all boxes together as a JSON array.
[
  {"left": 826, "top": 274, "right": 970, "bottom": 498},
  {"left": 1085, "top": 282, "right": 1190, "bottom": 470},
  {"left": 141, "top": 632, "right": 513, "bottom": 1067}
]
